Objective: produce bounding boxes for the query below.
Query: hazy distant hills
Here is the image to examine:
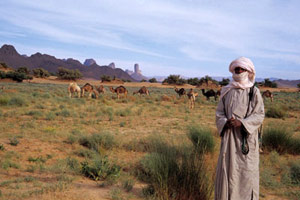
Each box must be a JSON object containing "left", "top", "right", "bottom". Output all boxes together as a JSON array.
[{"left": 0, "top": 44, "right": 135, "bottom": 81}]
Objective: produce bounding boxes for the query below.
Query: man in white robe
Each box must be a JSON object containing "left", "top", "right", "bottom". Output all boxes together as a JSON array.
[{"left": 215, "top": 57, "right": 264, "bottom": 200}]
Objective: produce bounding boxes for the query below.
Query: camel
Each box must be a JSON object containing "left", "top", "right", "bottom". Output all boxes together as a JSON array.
[
  {"left": 96, "top": 85, "right": 106, "bottom": 94},
  {"left": 187, "top": 89, "right": 198, "bottom": 109},
  {"left": 201, "top": 89, "right": 218, "bottom": 101},
  {"left": 262, "top": 90, "right": 274, "bottom": 102},
  {"left": 109, "top": 86, "right": 128, "bottom": 99},
  {"left": 133, "top": 86, "right": 150, "bottom": 96},
  {"left": 174, "top": 87, "right": 186, "bottom": 98},
  {"left": 68, "top": 82, "right": 81, "bottom": 98},
  {"left": 81, "top": 83, "right": 98, "bottom": 99}
]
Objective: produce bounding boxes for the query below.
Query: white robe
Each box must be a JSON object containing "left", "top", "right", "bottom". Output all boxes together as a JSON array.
[{"left": 215, "top": 87, "right": 264, "bottom": 200}]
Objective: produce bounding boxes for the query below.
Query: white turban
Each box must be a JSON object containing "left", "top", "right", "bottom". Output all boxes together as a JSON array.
[{"left": 221, "top": 57, "right": 256, "bottom": 98}]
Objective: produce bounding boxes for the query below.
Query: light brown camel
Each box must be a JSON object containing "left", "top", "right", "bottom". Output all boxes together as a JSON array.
[
  {"left": 133, "top": 86, "right": 149, "bottom": 96},
  {"left": 174, "top": 87, "right": 186, "bottom": 98},
  {"left": 96, "top": 85, "right": 106, "bottom": 94},
  {"left": 68, "top": 82, "right": 81, "bottom": 98},
  {"left": 262, "top": 90, "right": 274, "bottom": 102},
  {"left": 81, "top": 83, "right": 98, "bottom": 99},
  {"left": 187, "top": 88, "right": 198, "bottom": 109},
  {"left": 109, "top": 86, "right": 128, "bottom": 99}
]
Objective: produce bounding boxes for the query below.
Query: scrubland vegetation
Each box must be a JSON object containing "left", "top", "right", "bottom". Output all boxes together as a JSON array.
[{"left": 0, "top": 82, "right": 299, "bottom": 200}]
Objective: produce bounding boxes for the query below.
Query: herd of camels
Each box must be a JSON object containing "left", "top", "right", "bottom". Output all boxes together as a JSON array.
[{"left": 68, "top": 82, "right": 275, "bottom": 109}]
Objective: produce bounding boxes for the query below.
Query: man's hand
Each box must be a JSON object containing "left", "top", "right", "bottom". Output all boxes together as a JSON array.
[{"left": 228, "top": 117, "right": 242, "bottom": 128}]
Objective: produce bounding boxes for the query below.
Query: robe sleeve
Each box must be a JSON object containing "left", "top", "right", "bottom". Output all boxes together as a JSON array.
[
  {"left": 216, "top": 97, "right": 228, "bottom": 137},
  {"left": 240, "top": 87, "right": 265, "bottom": 135}
]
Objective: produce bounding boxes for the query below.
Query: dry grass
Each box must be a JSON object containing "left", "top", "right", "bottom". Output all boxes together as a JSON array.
[{"left": 0, "top": 81, "right": 299, "bottom": 200}]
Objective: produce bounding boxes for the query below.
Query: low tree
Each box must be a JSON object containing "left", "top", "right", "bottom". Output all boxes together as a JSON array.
[
  {"left": 297, "top": 83, "right": 300, "bottom": 89},
  {"left": 32, "top": 68, "right": 50, "bottom": 78},
  {"left": 163, "top": 75, "right": 186, "bottom": 85},
  {"left": 263, "top": 78, "right": 277, "bottom": 88},
  {"left": 101, "top": 75, "right": 112, "bottom": 82},
  {"left": 187, "top": 77, "right": 200, "bottom": 86},
  {"left": 219, "top": 78, "right": 230, "bottom": 86},
  {"left": 57, "top": 67, "right": 82, "bottom": 80},
  {"left": 149, "top": 78, "right": 157, "bottom": 83},
  {"left": 0, "top": 62, "right": 9, "bottom": 69},
  {"left": 16, "top": 67, "right": 30, "bottom": 74},
  {"left": 140, "top": 79, "right": 147, "bottom": 82}
]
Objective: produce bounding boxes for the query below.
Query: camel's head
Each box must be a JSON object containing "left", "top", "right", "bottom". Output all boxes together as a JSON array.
[{"left": 109, "top": 86, "right": 114, "bottom": 92}]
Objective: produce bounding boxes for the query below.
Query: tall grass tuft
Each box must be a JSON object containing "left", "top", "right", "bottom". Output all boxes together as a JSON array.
[
  {"left": 136, "top": 136, "right": 213, "bottom": 200},
  {"left": 80, "top": 155, "right": 121, "bottom": 182},
  {"left": 265, "top": 106, "right": 286, "bottom": 119},
  {"left": 290, "top": 160, "right": 300, "bottom": 185},
  {"left": 188, "top": 126, "right": 215, "bottom": 154},
  {"left": 262, "top": 125, "right": 297, "bottom": 154},
  {"left": 79, "top": 132, "right": 116, "bottom": 152}
]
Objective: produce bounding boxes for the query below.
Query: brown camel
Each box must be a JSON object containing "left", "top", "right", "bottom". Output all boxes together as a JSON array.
[
  {"left": 174, "top": 87, "right": 186, "bottom": 98},
  {"left": 109, "top": 86, "right": 128, "bottom": 99},
  {"left": 201, "top": 89, "right": 218, "bottom": 101},
  {"left": 81, "top": 83, "right": 98, "bottom": 99},
  {"left": 133, "top": 86, "right": 150, "bottom": 96},
  {"left": 187, "top": 88, "right": 198, "bottom": 109},
  {"left": 68, "top": 82, "right": 81, "bottom": 98},
  {"left": 96, "top": 85, "right": 106, "bottom": 94},
  {"left": 262, "top": 90, "right": 274, "bottom": 102}
]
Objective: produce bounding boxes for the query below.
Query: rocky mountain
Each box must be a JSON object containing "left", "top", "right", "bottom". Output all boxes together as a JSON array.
[
  {"left": 0, "top": 44, "right": 135, "bottom": 81},
  {"left": 126, "top": 63, "right": 148, "bottom": 81},
  {"left": 83, "top": 58, "right": 96, "bottom": 66},
  {"left": 108, "top": 62, "right": 115, "bottom": 69},
  {"left": 275, "top": 79, "right": 300, "bottom": 88}
]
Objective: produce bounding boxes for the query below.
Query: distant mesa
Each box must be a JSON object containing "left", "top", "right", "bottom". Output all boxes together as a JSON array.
[
  {"left": 108, "top": 62, "right": 115, "bottom": 69},
  {"left": 126, "top": 63, "right": 148, "bottom": 81},
  {"left": 125, "top": 69, "right": 134, "bottom": 76},
  {"left": 84, "top": 58, "right": 96, "bottom": 66},
  {"left": 0, "top": 44, "right": 135, "bottom": 81}
]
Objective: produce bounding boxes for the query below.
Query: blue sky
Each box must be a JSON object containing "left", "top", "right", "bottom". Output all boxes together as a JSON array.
[{"left": 1, "top": 0, "right": 300, "bottom": 79}]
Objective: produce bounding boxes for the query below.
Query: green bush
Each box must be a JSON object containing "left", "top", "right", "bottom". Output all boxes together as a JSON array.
[
  {"left": 188, "top": 126, "right": 215, "bottom": 154},
  {"left": 32, "top": 68, "right": 50, "bottom": 78},
  {"left": 9, "top": 137, "right": 19, "bottom": 146},
  {"left": 80, "top": 156, "right": 121, "bottom": 182},
  {"left": 137, "top": 146, "right": 212, "bottom": 199},
  {"left": 290, "top": 160, "right": 300, "bottom": 185},
  {"left": 136, "top": 136, "right": 213, "bottom": 200},
  {"left": 122, "top": 178, "right": 135, "bottom": 192},
  {"left": 262, "top": 125, "right": 292, "bottom": 154},
  {"left": 57, "top": 67, "right": 82, "bottom": 80},
  {"left": 8, "top": 97, "right": 27, "bottom": 107},
  {"left": 266, "top": 106, "right": 286, "bottom": 119},
  {"left": 79, "top": 132, "right": 116, "bottom": 152}
]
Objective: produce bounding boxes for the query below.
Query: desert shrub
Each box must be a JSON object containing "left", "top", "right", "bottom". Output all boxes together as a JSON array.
[
  {"left": 101, "top": 75, "right": 112, "bottom": 82},
  {"left": 115, "top": 108, "right": 131, "bottom": 117},
  {"left": 57, "top": 67, "right": 82, "bottom": 80},
  {"left": 149, "top": 78, "right": 157, "bottom": 83},
  {"left": 79, "top": 132, "right": 116, "bottom": 152},
  {"left": 262, "top": 125, "right": 292, "bottom": 154},
  {"left": 46, "top": 112, "right": 56, "bottom": 120},
  {"left": 0, "top": 96, "right": 9, "bottom": 106},
  {"left": 32, "top": 68, "right": 50, "bottom": 78},
  {"left": 9, "top": 137, "right": 19, "bottom": 146},
  {"left": 26, "top": 110, "right": 43, "bottom": 118},
  {"left": 1, "top": 159, "right": 20, "bottom": 170},
  {"left": 56, "top": 109, "right": 71, "bottom": 117},
  {"left": 260, "top": 167, "right": 280, "bottom": 188},
  {"left": 162, "top": 75, "right": 186, "bottom": 85},
  {"left": 266, "top": 106, "right": 286, "bottom": 119},
  {"left": 75, "top": 149, "right": 97, "bottom": 159},
  {"left": 188, "top": 126, "right": 215, "bottom": 154},
  {"left": 80, "top": 155, "right": 121, "bottom": 182},
  {"left": 290, "top": 160, "right": 300, "bottom": 185},
  {"left": 290, "top": 138, "right": 300, "bottom": 154},
  {"left": 5, "top": 71, "right": 33, "bottom": 82},
  {"left": 0, "top": 144, "right": 4, "bottom": 151},
  {"left": 122, "top": 178, "right": 135, "bottom": 192},
  {"left": 8, "top": 97, "right": 27, "bottom": 107},
  {"left": 137, "top": 144, "right": 213, "bottom": 200}
]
